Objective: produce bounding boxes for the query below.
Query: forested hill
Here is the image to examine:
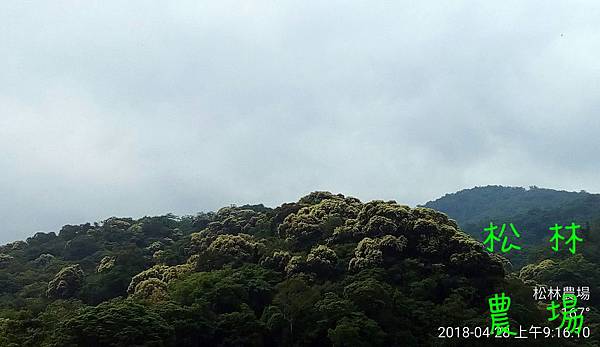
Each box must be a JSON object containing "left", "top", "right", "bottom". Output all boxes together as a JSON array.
[
  {"left": 423, "top": 186, "right": 600, "bottom": 265},
  {"left": 1, "top": 191, "right": 597, "bottom": 346},
  {"left": 423, "top": 186, "right": 599, "bottom": 228},
  {"left": 0, "top": 191, "right": 560, "bottom": 346}
]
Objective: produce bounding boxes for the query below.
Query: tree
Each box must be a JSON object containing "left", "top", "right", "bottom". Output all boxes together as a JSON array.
[
  {"left": 272, "top": 277, "right": 320, "bottom": 343},
  {"left": 215, "top": 304, "right": 265, "bottom": 346},
  {"left": 328, "top": 313, "right": 386, "bottom": 347},
  {"left": 260, "top": 250, "right": 291, "bottom": 273},
  {"left": 131, "top": 278, "right": 169, "bottom": 303},
  {"left": 49, "top": 299, "right": 174, "bottom": 346},
  {"left": 127, "top": 263, "right": 192, "bottom": 295},
  {"left": 200, "top": 234, "right": 265, "bottom": 270},
  {"left": 47, "top": 264, "right": 84, "bottom": 299},
  {"left": 278, "top": 197, "right": 360, "bottom": 249},
  {"left": 306, "top": 245, "right": 338, "bottom": 276}
]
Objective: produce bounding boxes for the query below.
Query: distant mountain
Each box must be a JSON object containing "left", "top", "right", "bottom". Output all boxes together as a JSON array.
[{"left": 423, "top": 185, "right": 600, "bottom": 266}]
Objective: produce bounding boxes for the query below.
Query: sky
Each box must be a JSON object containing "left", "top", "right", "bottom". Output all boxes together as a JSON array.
[{"left": 1, "top": 1, "right": 600, "bottom": 243}]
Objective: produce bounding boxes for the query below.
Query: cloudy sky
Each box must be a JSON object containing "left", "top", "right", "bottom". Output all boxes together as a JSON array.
[{"left": 1, "top": 1, "right": 600, "bottom": 243}]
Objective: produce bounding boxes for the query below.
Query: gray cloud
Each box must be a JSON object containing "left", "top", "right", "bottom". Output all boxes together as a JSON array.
[{"left": 1, "top": 1, "right": 600, "bottom": 243}]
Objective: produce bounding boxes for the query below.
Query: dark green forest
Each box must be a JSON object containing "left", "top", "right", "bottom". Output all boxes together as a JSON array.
[
  {"left": 424, "top": 185, "right": 600, "bottom": 266},
  {"left": 0, "top": 190, "right": 598, "bottom": 346}
]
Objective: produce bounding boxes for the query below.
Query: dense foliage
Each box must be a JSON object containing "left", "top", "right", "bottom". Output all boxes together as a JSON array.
[
  {"left": 424, "top": 185, "right": 600, "bottom": 266},
  {"left": 425, "top": 186, "right": 600, "bottom": 344},
  {"left": 0, "top": 191, "right": 595, "bottom": 346}
]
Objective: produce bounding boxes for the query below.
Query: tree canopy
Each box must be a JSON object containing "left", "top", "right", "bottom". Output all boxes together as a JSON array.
[{"left": 0, "top": 190, "right": 596, "bottom": 346}]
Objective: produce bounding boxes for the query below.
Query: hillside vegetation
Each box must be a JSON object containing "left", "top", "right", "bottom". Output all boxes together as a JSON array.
[
  {"left": 424, "top": 186, "right": 600, "bottom": 266},
  {"left": 0, "top": 191, "right": 590, "bottom": 346}
]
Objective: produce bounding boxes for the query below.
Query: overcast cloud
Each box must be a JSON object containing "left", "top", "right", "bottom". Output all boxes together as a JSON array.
[{"left": 1, "top": 1, "right": 600, "bottom": 243}]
